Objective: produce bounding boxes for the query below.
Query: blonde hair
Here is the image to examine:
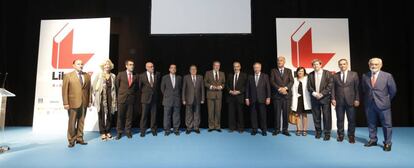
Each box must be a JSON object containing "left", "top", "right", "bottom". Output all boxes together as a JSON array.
[{"left": 100, "top": 59, "right": 114, "bottom": 71}]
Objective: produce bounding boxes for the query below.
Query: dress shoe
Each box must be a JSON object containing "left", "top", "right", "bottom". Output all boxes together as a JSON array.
[
  {"left": 165, "top": 131, "right": 171, "bottom": 136},
  {"left": 174, "top": 131, "right": 180, "bottom": 136},
  {"left": 216, "top": 129, "right": 222, "bottom": 132},
  {"left": 282, "top": 131, "right": 291, "bottom": 136},
  {"left": 195, "top": 129, "right": 201, "bottom": 134},
  {"left": 315, "top": 132, "right": 322, "bottom": 139},
  {"left": 68, "top": 142, "right": 75, "bottom": 148},
  {"left": 152, "top": 131, "right": 157, "bottom": 136},
  {"left": 76, "top": 140, "right": 88, "bottom": 145},
  {"left": 348, "top": 136, "right": 355, "bottom": 144},
  {"left": 251, "top": 130, "right": 257, "bottom": 136},
  {"left": 383, "top": 144, "right": 392, "bottom": 152},
  {"left": 140, "top": 133, "right": 146, "bottom": 137},
  {"left": 186, "top": 130, "right": 191, "bottom": 134},
  {"left": 323, "top": 135, "right": 330, "bottom": 141},
  {"left": 126, "top": 133, "right": 133, "bottom": 139},
  {"left": 337, "top": 135, "right": 344, "bottom": 142},
  {"left": 208, "top": 129, "right": 214, "bottom": 132},
  {"left": 262, "top": 132, "right": 267, "bottom": 136},
  {"left": 115, "top": 133, "right": 122, "bottom": 140},
  {"left": 364, "top": 140, "right": 377, "bottom": 147},
  {"left": 272, "top": 130, "right": 280, "bottom": 136}
]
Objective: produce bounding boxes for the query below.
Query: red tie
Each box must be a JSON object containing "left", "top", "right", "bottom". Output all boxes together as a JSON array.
[
  {"left": 371, "top": 73, "right": 377, "bottom": 87},
  {"left": 128, "top": 73, "right": 132, "bottom": 87}
]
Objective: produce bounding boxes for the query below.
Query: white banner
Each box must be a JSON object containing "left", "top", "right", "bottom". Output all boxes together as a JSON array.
[
  {"left": 33, "top": 18, "right": 111, "bottom": 132},
  {"left": 276, "top": 18, "right": 351, "bottom": 130}
]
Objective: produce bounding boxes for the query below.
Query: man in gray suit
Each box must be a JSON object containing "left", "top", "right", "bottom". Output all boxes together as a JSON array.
[
  {"left": 204, "top": 61, "right": 225, "bottom": 132},
  {"left": 161, "top": 64, "right": 182, "bottom": 136},
  {"left": 331, "top": 59, "right": 359, "bottom": 143},
  {"left": 362, "top": 58, "right": 396, "bottom": 152},
  {"left": 182, "top": 65, "right": 205, "bottom": 134}
]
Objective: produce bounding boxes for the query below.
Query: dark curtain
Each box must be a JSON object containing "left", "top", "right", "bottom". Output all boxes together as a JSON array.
[{"left": 1, "top": 0, "right": 412, "bottom": 127}]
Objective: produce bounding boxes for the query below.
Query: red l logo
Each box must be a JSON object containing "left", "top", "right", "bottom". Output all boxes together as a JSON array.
[
  {"left": 290, "top": 21, "right": 335, "bottom": 68},
  {"left": 51, "top": 23, "right": 94, "bottom": 69}
]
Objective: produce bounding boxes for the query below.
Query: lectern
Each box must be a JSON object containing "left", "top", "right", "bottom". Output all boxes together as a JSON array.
[{"left": 0, "top": 88, "right": 15, "bottom": 153}]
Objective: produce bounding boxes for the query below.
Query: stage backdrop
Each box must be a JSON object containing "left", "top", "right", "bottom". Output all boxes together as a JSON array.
[
  {"left": 33, "top": 18, "right": 111, "bottom": 132},
  {"left": 276, "top": 18, "right": 350, "bottom": 130}
]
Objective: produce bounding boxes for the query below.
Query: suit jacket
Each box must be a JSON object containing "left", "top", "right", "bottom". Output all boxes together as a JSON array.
[
  {"left": 182, "top": 74, "right": 205, "bottom": 105},
  {"left": 362, "top": 70, "right": 397, "bottom": 110},
  {"left": 246, "top": 73, "right": 271, "bottom": 104},
  {"left": 116, "top": 71, "right": 138, "bottom": 104},
  {"left": 331, "top": 71, "right": 360, "bottom": 106},
  {"left": 307, "top": 69, "right": 333, "bottom": 104},
  {"left": 270, "top": 67, "right": 294, "bottom": 99},
  {"left": 226, "top": 72, "right": 248, "bottom": 103},
  {"left": 138, "top": 71, "right": 161, "bottom": 104},
  {"left": 204, "top": 70, "right": 226, "bottom": 99},
  {"left": 62, "top": 70, "right": 91, "bottom": 109},
  {"left": 161, "top": 74, "right": 182, "bottom": 107}
]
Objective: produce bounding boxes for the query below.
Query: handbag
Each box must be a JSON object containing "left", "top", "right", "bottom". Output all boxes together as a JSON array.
[{"left": 288, "top": 111, "right": 298, "bottom": 125}]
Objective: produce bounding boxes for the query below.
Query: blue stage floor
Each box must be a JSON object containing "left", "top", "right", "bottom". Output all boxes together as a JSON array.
[{"left": 0, "top": 127, "right": 413, "bottom": 168}]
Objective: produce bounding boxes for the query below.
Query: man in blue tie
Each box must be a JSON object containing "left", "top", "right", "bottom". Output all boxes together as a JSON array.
[{"left": 362, "top": 57, "right": 397, "bottom": 152}]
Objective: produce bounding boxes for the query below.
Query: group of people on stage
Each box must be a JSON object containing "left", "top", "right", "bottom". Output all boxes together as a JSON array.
[{"left": 61, "top": 56, "right": 396, "bottom": 152}]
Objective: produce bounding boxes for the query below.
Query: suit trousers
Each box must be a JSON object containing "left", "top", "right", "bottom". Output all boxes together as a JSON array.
[
  {"left": 207, "top": 98, "right": 222, "bottom": 129},
  {"left": 163, "top": 106, "right": 181, "bottom": 131},
  {"left": 67, "top": 105, "right": 86, "bottom": 143}
]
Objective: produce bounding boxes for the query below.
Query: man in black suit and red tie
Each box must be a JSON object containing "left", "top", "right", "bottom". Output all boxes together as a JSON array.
[
  {"left": 270, "top": 56, "right": 294, "bottom": 136},
  {"left": 138, "top": 62, "right": 161, "bottom": 137},
  {"left": 307, "top": 59, "right": 333, "bottom": 141},
  {"left": 245, "top": 62, "right": 271, "bottom": 136},
  {"left": 115, "top": 59, "right": 138, "bottom": 140}
]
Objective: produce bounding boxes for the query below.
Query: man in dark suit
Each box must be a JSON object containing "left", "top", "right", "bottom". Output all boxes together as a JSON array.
[
  {"left": 226, "top": 62, "right": 247, "bottom": 133},
  {"left": 307, "top": 59, "right": 333, "bottom": 141},
  {"left": 362, "top": 58, "right": 396, "bottom": 152},
  {"left": 245, "top": 62, "right": 271, "bottom": 136},
  {"left": 204, "top": 61, "right": 226, "bottom": 132},
  {"left": 331, "top": 59, "right": 359, "bottom": 143},
  {"left": 138, "top": 62, "right": 161, "bottom": 137},
  {"left": 270, "top": 56, "right": 294, "bottom": 136},
  {"left": 182, "top": 65, "right": 205, "bottom": 134},
  {"left": 62, "top": 59, "right": 91, "bottom": 148},
  {"left": 161, "top": 64, "right": 182, "bottom": 136},
  {"left": 115, "top": 59, "right": 138, "bottom": 140}
]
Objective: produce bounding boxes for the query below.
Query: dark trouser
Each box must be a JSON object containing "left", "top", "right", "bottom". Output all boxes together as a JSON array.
[
  {"left": 336, "top": 103, "right": 356, "bottom": 137},
  {"left": 311, "top": 101, "right": 332, "bottom": 135},
  {"left": 273, "top": 98, "right": 289, "bottom": 132},
  {"left": 67, "top": 105, "right": 86, "bottom": 143},
  {"left": 163, "top": 106, "right": 181, "bottom": 131},
  {"left": 228, "top": 100, "right": 244, "bottom": 131},
  {"left": 117, "top": 100, "right": 134, "bottom": 135},
  {"left": 98, "top": 110, "right": 112, "bottom": 134},
  {"left": 366, "top": 101, "right": 393, "bottom": 145},
  {"left": 140, "top": 101, "right": 158, "bottom": 133},
  {"left": 185, "top": 103, "right": 201, "bottom": 130},
  {"left": 207, "top": 98, "right": 222, "bottom": 129},
  {"left": 250, "top": 102, "right": 267, "bottom": 132}
]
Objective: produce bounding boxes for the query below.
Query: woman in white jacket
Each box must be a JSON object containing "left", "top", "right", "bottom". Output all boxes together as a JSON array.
[
  {"left": 92, "top": 59, "right": 117, "bottom": 141},
  {"left": 291, "top": 67, "right": 312, "bottom": 136}
]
